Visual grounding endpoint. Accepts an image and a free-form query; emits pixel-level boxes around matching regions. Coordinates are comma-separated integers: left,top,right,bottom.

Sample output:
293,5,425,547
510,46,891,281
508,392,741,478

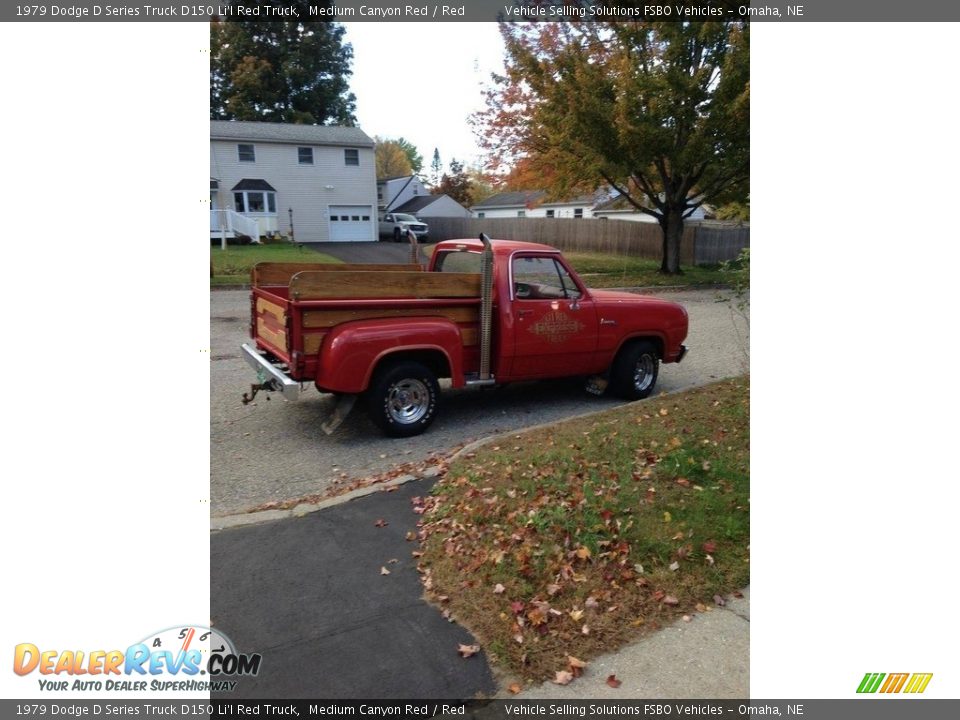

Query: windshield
393,214,419,222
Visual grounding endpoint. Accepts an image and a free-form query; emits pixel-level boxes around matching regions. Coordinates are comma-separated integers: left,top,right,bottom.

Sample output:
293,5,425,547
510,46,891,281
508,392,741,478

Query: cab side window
513,256,581,300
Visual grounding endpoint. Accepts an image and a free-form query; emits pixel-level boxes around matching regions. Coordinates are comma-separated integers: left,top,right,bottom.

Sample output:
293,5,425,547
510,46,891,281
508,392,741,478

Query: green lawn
417,377,749,682
422,245,725,288
563,252,725,288
210,243,341,285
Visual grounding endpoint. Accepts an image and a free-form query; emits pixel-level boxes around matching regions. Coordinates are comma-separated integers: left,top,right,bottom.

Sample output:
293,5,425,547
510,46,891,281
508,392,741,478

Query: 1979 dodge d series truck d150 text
240,235,688,437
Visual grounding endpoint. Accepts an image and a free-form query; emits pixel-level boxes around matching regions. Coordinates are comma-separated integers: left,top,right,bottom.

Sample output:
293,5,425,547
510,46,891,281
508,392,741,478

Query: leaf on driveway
457,643,480,658
374,519,388,528
606,674,622,689
508,683,522,694
553,670,574,686
714,594,726,607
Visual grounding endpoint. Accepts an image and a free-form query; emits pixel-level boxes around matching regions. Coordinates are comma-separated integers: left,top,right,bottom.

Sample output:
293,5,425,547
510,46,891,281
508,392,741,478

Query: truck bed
250,262,483,381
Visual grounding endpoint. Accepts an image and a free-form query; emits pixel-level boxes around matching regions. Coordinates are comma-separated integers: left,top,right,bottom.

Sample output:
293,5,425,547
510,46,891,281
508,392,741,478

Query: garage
328,205,374,242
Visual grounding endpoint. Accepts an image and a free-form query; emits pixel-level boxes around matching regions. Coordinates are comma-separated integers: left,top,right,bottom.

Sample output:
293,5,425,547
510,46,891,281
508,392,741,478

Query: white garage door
329,205,373,242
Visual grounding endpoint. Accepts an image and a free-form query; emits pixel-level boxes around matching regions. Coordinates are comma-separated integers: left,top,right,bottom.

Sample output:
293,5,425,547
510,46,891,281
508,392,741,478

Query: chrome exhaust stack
478,232,494,382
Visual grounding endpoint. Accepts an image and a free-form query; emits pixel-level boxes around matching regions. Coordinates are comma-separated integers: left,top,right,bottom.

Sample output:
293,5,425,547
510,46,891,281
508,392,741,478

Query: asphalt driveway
302,241,428,264
211,478,495,699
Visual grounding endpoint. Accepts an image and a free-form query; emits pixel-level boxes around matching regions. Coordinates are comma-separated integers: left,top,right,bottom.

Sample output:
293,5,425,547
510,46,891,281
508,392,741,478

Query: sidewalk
516,588,749,699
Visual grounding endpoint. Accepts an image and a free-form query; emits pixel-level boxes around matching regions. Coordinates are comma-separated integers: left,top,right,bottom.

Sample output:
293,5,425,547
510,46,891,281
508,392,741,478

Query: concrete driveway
211,287,747,517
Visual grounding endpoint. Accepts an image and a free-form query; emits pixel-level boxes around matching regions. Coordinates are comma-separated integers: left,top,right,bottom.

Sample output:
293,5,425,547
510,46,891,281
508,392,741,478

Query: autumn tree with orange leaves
476,21,749,274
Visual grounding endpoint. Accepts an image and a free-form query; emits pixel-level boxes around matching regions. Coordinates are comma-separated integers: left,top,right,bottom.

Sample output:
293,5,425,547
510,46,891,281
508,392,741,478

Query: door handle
517,309,533,319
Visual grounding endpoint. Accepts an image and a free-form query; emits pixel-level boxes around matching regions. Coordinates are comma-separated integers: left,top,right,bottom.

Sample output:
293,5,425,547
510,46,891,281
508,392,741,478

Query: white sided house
210,121,378,243
591,195,708,223
470,191,598,219
377,175,471,218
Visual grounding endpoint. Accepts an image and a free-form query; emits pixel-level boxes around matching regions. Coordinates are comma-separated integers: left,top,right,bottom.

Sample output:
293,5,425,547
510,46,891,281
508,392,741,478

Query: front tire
365,360,440,437
609,341,660,400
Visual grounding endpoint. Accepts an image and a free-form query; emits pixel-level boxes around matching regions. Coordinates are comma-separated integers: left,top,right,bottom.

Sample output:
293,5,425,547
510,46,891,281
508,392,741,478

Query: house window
546,209,555,218
298,147,313,164
477,212,485,219
517,210,526,218
344,148,359,166
238,144,255,162
574,208,584,219
234,190,276,214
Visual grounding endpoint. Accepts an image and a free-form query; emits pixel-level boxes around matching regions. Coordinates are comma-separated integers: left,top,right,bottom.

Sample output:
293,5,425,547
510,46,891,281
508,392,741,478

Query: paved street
211,286,748,517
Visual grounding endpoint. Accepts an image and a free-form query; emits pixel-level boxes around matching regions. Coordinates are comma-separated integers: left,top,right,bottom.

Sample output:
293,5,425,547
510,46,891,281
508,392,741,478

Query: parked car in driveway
379,213,429,242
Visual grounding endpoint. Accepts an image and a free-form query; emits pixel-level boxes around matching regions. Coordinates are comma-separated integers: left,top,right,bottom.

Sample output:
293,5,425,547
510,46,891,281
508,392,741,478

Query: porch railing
211,209,261,244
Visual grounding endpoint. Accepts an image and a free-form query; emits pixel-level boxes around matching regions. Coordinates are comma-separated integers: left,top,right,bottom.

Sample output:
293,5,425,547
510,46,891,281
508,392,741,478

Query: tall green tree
430,148,442,188
210,3,356,124
477,20,749,273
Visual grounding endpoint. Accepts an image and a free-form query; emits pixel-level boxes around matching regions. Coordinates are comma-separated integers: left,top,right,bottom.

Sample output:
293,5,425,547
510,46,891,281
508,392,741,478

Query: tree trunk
658,208,684,275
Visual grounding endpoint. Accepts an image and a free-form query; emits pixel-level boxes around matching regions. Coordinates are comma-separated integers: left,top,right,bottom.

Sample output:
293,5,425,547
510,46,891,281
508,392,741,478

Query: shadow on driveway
211,479,496,699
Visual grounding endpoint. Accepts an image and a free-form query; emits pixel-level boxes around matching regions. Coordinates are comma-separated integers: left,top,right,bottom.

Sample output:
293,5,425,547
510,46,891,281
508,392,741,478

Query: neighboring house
377,175,428,213
470,191,598,219
391,194,471,218
591,195,709,223
210,120,378,243
378,174,470,218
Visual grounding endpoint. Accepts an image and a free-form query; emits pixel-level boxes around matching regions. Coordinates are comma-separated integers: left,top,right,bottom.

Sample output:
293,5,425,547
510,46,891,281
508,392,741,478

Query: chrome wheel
387,379,430,424
633,353,656,393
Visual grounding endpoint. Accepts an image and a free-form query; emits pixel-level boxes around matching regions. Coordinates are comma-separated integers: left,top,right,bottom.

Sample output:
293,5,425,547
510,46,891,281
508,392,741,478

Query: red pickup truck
241,236,688,437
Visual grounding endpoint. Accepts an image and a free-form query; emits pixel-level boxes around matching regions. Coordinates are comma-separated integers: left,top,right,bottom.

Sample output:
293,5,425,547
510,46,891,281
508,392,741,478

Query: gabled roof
592,195,649,213
392,195,443,214
540,194,598,207
471,190,546,209
210,120,374,148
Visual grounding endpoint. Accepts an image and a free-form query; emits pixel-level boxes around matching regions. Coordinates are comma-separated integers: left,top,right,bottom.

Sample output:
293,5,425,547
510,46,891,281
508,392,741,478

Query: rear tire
609,341,660,400
365,360,440,437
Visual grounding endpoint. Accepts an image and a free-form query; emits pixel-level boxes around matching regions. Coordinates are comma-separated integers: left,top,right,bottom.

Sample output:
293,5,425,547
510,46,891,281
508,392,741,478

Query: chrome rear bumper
240,344,301,401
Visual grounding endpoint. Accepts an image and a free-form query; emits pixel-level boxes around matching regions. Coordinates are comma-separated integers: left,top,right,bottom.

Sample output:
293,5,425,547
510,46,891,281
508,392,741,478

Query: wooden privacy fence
421,217,748,265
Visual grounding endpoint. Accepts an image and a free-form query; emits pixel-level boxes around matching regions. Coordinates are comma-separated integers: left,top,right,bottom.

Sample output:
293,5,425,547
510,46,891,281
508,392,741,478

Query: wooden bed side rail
252,262,422,287
289,271,482,300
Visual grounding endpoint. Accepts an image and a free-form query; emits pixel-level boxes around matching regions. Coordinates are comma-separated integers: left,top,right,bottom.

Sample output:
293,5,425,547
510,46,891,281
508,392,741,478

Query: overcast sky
343,23,507,173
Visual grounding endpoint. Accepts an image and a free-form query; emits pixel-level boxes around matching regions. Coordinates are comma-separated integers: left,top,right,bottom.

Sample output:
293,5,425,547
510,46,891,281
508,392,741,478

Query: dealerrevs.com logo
13,626,261,693
857,672,933,694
